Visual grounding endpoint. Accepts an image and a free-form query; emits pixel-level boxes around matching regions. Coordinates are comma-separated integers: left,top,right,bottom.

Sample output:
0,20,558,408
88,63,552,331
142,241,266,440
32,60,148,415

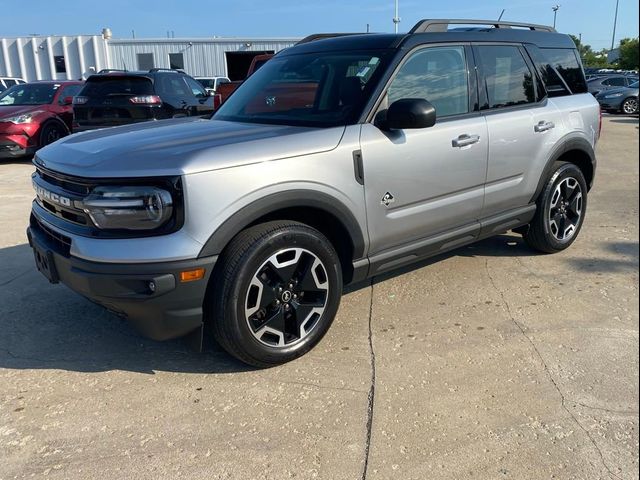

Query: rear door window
388,45,470,117
184,76,208,98
603,77,626,87
155,75,190,97
476,45,537,109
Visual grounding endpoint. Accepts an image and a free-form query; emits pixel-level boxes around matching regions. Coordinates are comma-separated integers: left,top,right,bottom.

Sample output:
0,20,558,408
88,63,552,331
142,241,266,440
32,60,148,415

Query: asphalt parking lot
0,115,638,480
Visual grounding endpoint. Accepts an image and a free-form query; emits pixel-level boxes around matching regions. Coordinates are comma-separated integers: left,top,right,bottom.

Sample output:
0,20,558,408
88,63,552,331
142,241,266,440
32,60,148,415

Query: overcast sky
4,0,639,50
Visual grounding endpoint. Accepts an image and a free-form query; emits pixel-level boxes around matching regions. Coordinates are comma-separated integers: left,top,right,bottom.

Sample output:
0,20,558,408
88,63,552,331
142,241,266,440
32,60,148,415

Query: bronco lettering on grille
33,182,72,208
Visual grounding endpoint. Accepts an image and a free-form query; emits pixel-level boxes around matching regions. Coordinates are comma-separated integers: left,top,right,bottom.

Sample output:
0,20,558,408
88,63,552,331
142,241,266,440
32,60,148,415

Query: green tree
569,34,610,68
618,37,639,70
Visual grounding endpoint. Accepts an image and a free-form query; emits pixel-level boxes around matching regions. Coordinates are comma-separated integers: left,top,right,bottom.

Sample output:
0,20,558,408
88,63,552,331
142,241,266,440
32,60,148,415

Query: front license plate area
32,243,59,284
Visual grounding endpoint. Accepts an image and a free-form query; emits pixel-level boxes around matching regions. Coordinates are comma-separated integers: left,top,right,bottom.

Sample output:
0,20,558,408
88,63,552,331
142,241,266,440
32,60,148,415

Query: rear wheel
39,122,65,148
524,162,588,253
621,97,638,114
209,221,342,367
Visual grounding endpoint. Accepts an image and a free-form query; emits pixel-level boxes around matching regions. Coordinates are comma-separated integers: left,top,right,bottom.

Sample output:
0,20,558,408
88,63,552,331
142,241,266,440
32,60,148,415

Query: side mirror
378,98,436,130
62,96,74,106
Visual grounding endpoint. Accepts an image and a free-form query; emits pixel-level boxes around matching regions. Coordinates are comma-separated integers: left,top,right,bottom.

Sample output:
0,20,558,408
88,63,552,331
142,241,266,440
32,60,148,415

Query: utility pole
611,0,619,51
552,5,560,29
366,23,370,33
393,0,401,34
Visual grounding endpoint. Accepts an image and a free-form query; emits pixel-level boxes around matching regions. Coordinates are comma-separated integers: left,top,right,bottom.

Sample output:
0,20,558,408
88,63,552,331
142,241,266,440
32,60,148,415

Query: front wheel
209,221,343,367
524,162,588,253
39,122,65,148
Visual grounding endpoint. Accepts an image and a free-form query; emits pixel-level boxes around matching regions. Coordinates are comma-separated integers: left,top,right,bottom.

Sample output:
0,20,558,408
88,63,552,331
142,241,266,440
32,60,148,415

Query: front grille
33,167,93,227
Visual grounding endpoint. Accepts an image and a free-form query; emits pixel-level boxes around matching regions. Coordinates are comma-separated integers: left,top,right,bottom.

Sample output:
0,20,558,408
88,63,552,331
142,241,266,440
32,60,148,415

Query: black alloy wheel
523,161,588,253
209,221,342,367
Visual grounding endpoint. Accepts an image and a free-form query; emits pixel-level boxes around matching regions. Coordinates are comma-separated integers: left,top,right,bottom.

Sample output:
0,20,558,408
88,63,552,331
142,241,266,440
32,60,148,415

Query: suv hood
0,105,46,120
36,118,345,178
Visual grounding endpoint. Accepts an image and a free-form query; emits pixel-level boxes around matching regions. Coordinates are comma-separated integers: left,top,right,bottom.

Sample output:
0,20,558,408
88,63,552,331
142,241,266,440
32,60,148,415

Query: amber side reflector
180,268,205,282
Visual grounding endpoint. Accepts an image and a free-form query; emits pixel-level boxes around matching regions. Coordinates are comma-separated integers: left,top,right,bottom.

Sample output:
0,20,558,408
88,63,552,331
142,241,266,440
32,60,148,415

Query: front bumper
0,136,35,158
596,96,624,111
27,219,217,342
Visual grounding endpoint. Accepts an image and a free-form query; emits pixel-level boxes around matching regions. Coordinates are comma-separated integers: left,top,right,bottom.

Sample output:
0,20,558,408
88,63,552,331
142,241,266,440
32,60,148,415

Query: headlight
81,186,173,230
0,111,43,124
604,92,624,98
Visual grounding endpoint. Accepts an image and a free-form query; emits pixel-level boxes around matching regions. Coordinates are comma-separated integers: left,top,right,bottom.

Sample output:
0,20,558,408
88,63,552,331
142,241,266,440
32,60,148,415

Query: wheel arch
531,135,596,203
198,190,367,284
38,115,71,140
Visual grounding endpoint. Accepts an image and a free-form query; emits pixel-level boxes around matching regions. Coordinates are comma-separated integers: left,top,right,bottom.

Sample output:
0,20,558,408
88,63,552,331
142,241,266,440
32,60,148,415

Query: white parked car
0,77,26,92
195,76,230,94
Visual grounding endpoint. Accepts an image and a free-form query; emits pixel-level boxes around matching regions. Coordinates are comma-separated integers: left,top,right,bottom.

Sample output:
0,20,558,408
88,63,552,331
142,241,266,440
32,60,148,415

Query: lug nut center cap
281,290,292,303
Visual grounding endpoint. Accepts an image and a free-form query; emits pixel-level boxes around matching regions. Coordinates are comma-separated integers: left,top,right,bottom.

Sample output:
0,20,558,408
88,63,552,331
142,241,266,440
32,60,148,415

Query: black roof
283,19,576,56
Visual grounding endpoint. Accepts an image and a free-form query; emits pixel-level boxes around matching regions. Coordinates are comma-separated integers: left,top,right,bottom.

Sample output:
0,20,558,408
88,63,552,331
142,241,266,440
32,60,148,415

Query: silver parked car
28,19,599,367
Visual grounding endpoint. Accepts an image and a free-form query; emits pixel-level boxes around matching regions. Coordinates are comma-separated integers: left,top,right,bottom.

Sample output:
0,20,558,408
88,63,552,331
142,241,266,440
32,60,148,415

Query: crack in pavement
361,279,376,480
484,258,624,480
0,268,32,287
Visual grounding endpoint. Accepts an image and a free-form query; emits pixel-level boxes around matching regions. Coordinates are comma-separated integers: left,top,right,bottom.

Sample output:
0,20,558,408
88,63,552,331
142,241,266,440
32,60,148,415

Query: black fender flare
198,189,366,259
530,135,596,203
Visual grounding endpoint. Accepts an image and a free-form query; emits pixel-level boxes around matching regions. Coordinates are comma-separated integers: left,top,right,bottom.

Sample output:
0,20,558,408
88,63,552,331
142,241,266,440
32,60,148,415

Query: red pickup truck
216,54,273,106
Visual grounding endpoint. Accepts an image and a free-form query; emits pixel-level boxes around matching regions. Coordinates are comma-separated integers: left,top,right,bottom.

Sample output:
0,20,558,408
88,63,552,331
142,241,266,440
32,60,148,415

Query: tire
209,221,343,367
524,162,588,253
39,122,66,148
621,97,638,114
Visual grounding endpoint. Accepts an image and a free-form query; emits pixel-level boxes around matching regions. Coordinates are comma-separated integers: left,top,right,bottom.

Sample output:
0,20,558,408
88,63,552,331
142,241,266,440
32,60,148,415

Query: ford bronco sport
28,20,599,367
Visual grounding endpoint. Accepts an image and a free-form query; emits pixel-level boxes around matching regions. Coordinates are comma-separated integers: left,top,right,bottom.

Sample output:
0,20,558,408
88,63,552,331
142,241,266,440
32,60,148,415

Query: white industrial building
0,30,299,82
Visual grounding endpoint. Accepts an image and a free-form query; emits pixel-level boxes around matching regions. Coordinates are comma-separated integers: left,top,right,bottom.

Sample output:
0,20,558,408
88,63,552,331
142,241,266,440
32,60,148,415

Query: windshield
196,78,215,89
630,81,639,88
214,50,390,127
0,83,58,106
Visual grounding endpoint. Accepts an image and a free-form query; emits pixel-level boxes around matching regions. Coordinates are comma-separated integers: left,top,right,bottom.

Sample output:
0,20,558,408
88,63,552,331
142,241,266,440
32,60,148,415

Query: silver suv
28,20,599,367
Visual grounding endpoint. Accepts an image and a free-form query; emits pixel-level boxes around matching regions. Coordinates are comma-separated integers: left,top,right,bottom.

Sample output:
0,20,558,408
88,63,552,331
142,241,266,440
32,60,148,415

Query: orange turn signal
180,268,205,283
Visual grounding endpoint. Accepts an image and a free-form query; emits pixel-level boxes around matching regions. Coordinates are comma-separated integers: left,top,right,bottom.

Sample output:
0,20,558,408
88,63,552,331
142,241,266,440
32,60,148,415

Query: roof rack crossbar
97,68,129,74
410,19,556,34
148,68,186,73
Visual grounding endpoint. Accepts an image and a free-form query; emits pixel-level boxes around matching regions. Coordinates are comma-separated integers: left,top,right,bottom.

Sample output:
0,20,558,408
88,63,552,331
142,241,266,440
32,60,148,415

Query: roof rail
410,19,556,34
148,68,186,73
296,33,365,45
97,68,128,74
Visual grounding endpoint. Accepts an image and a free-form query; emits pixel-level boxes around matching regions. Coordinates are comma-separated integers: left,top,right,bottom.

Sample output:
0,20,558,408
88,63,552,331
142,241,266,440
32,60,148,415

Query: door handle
452,134,480,148
534,120,555,133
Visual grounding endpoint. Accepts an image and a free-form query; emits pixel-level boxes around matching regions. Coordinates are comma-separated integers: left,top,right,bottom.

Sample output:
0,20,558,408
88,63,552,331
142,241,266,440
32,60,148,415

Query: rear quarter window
527,46,588,96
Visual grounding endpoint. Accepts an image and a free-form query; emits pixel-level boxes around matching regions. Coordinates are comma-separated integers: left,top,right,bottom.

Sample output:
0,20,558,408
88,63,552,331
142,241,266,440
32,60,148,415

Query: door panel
360,44,487,256
474,44,564,217
361,117,488,256
482,102,563,217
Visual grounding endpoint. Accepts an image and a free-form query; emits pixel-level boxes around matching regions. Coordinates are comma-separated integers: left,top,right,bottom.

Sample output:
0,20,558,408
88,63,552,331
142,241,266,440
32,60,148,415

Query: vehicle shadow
0,243,252,375
608,117,639,125
1,235,634,374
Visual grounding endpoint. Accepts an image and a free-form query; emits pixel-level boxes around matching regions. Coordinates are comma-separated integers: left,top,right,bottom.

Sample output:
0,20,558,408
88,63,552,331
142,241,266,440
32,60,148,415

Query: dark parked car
0,81,83,158
72,69,217,131
595,81,639,114
587,75,638,96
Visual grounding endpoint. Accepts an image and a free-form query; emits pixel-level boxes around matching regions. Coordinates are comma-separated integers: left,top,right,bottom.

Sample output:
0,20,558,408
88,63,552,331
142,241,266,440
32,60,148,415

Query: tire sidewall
539,163,588,250
224,226,342,364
